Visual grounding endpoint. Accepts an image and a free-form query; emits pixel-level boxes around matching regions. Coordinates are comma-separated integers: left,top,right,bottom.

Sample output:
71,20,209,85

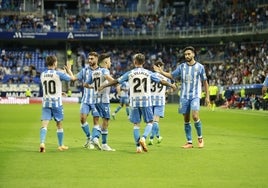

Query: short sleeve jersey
40,69,71,107
91,67,111,104
76,67,95,104
151,73,169,106
172,62,207,99
118,67,161,107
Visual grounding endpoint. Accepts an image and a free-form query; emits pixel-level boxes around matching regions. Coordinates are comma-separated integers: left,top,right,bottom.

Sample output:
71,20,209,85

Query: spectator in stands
29,65,37,78
1,49,7,61
223,85,235,108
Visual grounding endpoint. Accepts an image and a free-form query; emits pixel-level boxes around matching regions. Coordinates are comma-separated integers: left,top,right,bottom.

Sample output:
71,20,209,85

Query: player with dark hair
39,55,76,152
154,46,210,149
149,59,173,145
85,52,115,151
74,52,100,149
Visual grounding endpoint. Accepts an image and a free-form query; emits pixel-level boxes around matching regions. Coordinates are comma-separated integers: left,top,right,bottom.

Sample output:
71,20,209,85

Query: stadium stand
0,0,268,109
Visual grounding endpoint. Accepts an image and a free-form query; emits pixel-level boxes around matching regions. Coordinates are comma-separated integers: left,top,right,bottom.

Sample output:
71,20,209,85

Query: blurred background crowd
0,0,268,109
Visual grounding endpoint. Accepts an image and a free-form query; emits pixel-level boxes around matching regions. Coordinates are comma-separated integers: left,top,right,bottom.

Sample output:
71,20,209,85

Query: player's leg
191,98,204,148
100,103,114,151
126,106,130,117
101,121,115,151
139,107,154,152
141,107,153,139
125,98,130,118
114,104,122,114
80,103,91,147
153,106,164,144
54,106,68,151
91,105,100,139
149,106,156,144
91,104,102,149
112,98,124,119
40,121,49,152
39,107,51,152
125,97,130,119
180,98,193,148
129,108,142,152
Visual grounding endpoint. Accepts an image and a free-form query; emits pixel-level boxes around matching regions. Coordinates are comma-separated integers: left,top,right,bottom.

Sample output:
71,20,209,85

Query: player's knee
192,116,199,122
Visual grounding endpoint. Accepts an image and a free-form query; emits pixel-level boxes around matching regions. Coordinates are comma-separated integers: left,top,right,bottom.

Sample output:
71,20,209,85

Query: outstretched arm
83,83,94,89
64,65,76,81
160,80,177,91
153,65,173,80
98,79,119,91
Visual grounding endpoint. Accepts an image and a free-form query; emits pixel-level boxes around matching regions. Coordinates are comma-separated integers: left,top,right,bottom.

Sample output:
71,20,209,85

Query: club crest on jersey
92,72,101,76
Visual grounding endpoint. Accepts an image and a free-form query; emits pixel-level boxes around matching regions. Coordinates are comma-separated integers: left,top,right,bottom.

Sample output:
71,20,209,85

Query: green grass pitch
0,103,268,188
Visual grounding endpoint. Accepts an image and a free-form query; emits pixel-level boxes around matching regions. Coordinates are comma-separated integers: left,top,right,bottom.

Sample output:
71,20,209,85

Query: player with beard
74,52,100,149
85,53,115,151
153,46,210,149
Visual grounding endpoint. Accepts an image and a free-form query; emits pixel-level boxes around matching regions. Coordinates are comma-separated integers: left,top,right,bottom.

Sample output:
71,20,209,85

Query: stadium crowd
0,0,268,110
1,40,267,85
0,0,267,35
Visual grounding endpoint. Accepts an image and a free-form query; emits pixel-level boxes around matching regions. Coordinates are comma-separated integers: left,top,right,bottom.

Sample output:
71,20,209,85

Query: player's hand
153,65,161,73
64,64,70,70
63,65,71,73
83,83,90,88
66,61,72,70
171,83,177,91
98,85,104,91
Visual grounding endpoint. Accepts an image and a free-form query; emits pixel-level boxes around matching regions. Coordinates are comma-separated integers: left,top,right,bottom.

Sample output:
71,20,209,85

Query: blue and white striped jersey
151,72,169,106
172,61,207,99
119,81,130,98
40,69,71,107
76,67,95,104
91,67,111,104
118,67,161,107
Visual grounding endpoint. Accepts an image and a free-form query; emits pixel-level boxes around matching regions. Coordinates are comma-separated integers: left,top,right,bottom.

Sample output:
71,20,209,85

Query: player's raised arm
64,65,76,81
153,64,173,80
